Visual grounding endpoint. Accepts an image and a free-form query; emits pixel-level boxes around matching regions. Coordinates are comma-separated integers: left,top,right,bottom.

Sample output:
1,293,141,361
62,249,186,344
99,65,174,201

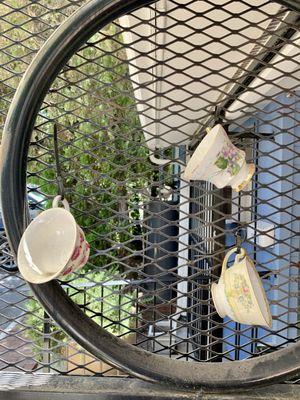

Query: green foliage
0,1,83,133
27,24,153,274
66,270,136,335
25,270,137,360
1,11,154,352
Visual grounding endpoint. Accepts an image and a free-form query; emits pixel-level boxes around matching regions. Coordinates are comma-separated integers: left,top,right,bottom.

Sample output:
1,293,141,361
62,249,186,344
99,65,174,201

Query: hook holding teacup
53,124,65,201
214,105,225,125
205,106,224,134
234,225,247,256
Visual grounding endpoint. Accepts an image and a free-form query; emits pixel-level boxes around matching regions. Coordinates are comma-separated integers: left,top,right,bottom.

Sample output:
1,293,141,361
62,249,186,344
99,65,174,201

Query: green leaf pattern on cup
233,273,253,313
215,143,242,176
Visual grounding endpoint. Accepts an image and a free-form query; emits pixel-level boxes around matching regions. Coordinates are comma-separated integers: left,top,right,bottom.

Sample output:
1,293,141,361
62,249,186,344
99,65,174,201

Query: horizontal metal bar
0,373,300,400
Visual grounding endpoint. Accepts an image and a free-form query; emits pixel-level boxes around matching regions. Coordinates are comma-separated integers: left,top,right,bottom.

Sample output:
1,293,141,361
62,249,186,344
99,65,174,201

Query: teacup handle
221,246,246,278
52,195,70,211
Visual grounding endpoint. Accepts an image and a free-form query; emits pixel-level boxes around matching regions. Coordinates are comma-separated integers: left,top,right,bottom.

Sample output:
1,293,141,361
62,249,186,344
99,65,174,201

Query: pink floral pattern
215,143,242,176
71,246,81,261
62,230,90,276
233,273,253,313
62,266,73,276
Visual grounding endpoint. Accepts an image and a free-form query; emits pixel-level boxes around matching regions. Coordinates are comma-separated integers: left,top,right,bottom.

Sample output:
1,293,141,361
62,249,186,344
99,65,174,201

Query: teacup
211,247,272,328
17,195,90,284
184,124,255,191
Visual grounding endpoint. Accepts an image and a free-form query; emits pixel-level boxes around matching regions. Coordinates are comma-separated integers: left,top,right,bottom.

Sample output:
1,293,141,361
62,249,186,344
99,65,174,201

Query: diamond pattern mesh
0,0,300,378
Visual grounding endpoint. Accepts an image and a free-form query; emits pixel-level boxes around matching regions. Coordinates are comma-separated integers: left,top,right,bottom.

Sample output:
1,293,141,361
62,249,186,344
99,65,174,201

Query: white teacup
17,195,90,284
184,124,255,191
211,247,272,328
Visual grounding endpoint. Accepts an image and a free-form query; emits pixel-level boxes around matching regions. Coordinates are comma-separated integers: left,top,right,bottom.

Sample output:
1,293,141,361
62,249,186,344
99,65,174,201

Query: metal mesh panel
0,0,300,378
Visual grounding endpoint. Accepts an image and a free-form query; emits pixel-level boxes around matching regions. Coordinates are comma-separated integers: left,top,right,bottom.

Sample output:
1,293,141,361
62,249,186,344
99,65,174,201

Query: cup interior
18,208,77,283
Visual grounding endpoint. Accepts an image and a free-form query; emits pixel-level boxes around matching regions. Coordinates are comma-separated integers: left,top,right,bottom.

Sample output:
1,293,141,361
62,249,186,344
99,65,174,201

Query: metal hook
234,226,247,255
202,106,225,136
53,124,65,200
214,106,224,125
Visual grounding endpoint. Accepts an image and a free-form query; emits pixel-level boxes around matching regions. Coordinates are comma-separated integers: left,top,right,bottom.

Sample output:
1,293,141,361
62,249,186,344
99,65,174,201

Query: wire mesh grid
0,0,300,379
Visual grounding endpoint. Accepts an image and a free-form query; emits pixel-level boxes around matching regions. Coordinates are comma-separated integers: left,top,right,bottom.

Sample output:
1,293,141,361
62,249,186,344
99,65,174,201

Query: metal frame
1,0,300,389
1,373,300,399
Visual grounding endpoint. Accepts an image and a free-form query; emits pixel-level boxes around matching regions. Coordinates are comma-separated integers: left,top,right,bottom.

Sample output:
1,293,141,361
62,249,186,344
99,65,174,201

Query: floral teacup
17,195,90,284
211,247,272,328
184,124,255,191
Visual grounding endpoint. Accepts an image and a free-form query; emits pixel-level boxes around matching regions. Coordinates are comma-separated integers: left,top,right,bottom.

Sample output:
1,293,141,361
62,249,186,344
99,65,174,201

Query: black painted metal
1,0,300,389
144,201,178,302
278,0,300,11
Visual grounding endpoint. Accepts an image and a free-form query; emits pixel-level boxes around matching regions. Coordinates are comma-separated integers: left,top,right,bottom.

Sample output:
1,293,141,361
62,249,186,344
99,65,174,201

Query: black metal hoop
1,0,300,389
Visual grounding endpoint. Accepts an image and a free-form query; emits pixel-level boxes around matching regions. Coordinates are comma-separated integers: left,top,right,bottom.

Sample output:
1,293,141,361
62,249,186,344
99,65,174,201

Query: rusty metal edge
0,373,299,399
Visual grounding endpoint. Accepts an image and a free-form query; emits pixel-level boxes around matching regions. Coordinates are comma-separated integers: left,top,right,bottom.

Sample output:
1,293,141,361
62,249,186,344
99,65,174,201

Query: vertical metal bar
43,311,51,373
210,186,230,361
118,284,121,334
101,286,104,328
252,124,259,356
176,145,190,359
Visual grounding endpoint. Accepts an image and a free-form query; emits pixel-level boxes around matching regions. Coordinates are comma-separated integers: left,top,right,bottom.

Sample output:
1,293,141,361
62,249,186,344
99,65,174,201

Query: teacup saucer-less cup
211,247,272,328
17,196,90,284
183,124,255,191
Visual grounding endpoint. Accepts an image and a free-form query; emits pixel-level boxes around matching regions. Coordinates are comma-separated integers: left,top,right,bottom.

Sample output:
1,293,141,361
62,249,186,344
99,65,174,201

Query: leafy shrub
20,22,153,354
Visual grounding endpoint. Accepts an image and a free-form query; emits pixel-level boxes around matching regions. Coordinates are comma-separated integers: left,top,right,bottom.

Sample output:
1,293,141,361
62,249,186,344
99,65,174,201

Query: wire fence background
0,0,299,381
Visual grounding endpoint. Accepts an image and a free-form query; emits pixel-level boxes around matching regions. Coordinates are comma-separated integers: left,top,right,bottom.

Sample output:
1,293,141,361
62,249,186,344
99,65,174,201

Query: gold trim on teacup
235,163,255,192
